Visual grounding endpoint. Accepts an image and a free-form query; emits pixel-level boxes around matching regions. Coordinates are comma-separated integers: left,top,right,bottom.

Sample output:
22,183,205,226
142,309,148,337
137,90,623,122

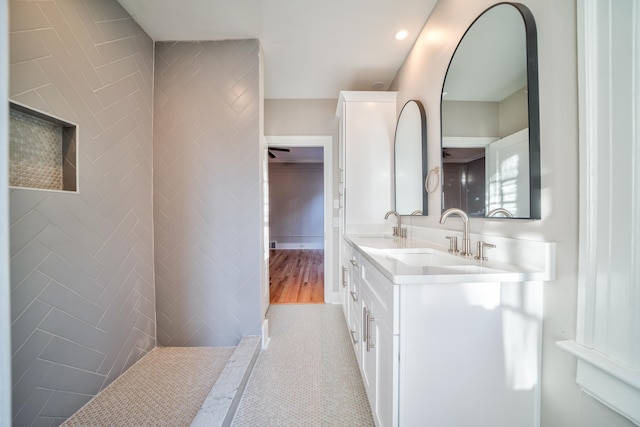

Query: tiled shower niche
9,102,77,192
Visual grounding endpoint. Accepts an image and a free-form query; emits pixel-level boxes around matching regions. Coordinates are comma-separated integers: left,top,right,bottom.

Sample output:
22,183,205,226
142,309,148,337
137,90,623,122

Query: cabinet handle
350,291,358,302
349,329,358,345
341,266,348,288
363,307,368,344
349,259,358,266
366,310,376,352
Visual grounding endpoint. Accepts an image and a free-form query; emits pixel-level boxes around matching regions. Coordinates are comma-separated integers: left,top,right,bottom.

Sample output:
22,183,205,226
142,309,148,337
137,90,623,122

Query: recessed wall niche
9,102,77,192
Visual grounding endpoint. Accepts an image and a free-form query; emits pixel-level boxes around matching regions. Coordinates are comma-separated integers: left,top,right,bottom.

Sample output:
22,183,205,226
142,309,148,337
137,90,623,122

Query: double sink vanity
340,229,555,427
335,3,553,425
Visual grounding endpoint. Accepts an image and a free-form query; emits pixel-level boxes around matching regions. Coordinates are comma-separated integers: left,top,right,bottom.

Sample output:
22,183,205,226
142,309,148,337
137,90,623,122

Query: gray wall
499,87,528,136
8,0,155,425
442,100,499,137
391,0,635,426
269,163,324,247
442,88,527,138
153,40,262,347
264,99,339,290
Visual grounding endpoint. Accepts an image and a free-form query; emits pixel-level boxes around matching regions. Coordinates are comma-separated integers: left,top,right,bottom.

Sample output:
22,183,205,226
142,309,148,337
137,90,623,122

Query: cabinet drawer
360,256,398,334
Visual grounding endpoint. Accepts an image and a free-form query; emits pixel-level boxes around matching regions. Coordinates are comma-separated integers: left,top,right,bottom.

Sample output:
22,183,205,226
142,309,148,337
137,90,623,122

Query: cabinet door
343,101,396,229
362,292,397,427
375,317,397,427
340,262,349,320
361,299,377,412
340,239,353,322
348,252,362,363
348,300,362,365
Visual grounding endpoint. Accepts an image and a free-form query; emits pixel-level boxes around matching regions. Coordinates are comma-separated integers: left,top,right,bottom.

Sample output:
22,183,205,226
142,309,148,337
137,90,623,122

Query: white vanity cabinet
345,237,549,427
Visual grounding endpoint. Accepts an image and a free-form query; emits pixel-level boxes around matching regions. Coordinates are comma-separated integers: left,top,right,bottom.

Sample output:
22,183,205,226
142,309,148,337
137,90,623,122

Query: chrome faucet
487,208,513,218
384,210,406,238
439,208,471,257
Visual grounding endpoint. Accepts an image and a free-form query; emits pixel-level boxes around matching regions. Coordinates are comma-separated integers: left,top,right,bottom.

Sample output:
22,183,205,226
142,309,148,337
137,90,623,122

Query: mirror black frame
440,2,540,219
394,99,428,216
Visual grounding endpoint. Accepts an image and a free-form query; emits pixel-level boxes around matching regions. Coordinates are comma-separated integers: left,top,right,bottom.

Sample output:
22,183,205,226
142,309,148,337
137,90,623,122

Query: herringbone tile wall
8,1,155,425
154,40,262,347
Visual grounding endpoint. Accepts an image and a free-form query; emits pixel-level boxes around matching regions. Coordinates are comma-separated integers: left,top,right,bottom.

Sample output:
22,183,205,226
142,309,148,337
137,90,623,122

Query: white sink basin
388,251,468,267
385,249,470,267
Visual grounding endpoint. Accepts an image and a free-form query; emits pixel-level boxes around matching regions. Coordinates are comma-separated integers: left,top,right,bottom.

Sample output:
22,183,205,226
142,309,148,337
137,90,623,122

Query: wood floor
269,249,324,304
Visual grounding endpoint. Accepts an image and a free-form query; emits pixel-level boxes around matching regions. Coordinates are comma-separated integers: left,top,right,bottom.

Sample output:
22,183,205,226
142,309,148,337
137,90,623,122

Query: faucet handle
475,241,496,261
445,236,459,254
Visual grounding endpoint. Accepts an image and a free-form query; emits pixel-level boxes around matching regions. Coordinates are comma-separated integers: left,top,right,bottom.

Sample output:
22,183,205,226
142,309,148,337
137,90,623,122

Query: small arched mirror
441,3,540,219
394,100,427,215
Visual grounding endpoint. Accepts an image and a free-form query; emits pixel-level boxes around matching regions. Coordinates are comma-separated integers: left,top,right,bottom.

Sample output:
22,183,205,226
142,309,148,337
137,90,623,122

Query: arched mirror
394,100,427,215
441,3,540,219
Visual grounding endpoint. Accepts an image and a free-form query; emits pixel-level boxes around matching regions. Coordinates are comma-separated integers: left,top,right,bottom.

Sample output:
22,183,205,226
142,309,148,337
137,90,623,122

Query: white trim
261,319,270,350
441,136,498,148
558,1,640,424
265,136,336,304
557,341,640,424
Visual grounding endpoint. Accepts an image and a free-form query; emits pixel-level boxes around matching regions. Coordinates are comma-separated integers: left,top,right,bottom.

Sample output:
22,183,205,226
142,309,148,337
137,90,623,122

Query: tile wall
153,40,262,347
8,0,155,424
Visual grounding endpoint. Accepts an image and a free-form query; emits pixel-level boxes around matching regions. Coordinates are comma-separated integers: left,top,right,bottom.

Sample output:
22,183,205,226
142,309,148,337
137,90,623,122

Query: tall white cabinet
335,91,397,427
336,91,397,233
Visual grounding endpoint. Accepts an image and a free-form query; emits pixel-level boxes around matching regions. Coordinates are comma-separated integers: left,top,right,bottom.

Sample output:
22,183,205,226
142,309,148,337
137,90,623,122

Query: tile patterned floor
62,347,233,427
232,304,374,426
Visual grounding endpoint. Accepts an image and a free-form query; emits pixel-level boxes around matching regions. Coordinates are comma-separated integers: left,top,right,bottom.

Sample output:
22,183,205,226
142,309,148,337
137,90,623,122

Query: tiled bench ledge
62,336,261,427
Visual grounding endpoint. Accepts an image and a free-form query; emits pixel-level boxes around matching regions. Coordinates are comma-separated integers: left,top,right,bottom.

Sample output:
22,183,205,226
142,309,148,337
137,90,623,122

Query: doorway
264,136,333,306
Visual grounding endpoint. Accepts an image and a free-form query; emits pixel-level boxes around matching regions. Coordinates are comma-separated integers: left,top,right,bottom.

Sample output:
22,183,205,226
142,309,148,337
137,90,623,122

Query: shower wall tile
154,40,262,347
8,0,155,425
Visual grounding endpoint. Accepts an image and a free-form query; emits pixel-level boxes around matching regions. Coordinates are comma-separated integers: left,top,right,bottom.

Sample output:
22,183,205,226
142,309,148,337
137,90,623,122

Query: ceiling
116,0,439,99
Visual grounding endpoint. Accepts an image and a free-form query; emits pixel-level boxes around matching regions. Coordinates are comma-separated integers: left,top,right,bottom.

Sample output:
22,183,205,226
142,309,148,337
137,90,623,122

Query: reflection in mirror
394,100,427,215
441,3,540,219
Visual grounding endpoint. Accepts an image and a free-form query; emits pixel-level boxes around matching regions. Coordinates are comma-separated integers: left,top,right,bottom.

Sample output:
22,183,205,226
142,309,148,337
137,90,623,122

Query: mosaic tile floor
232,304,374,426
62,346,233,427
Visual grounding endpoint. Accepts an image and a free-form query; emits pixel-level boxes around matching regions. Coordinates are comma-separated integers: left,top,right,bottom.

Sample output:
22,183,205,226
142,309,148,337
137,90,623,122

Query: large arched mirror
441,3,540,219
395,100,427,215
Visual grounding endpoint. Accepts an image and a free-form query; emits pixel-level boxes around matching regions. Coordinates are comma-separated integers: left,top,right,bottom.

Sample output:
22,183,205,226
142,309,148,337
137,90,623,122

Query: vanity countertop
346,234,550,285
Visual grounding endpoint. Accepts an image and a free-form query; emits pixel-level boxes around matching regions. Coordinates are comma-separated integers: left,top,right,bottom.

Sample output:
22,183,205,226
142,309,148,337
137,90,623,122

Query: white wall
269,163,324,248
390,0,634,426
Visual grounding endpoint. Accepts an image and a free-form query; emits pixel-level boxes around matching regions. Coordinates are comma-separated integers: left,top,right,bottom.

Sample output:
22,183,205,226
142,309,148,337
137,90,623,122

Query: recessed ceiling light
371,81,385,90
395,30,408,41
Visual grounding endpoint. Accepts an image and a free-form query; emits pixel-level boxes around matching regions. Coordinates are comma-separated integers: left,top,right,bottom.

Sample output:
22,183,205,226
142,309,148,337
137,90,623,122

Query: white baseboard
325,292,341,305
272,243,324,250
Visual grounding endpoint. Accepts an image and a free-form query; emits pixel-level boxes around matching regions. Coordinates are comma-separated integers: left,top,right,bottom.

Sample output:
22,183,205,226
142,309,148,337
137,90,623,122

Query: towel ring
425,166,440,194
